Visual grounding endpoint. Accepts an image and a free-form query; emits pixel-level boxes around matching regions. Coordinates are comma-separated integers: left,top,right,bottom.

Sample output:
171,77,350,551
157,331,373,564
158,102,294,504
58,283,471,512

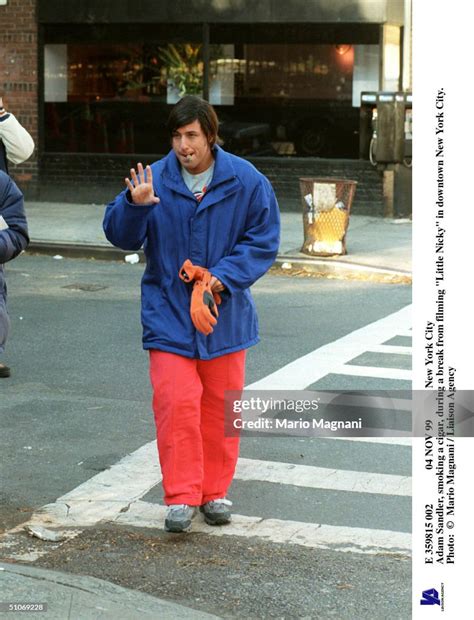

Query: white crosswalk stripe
245,304,411,390
367,344,412,355
330,364,412,381
114,501,412,555
236,458,411,496
0,305,412,559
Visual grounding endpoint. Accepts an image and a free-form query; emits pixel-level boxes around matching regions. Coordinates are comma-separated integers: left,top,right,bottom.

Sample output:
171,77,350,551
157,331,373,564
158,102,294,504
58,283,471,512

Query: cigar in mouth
185,154,193,162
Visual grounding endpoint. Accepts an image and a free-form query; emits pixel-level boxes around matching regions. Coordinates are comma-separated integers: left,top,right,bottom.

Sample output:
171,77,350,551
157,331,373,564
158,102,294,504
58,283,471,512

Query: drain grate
61,283,108,292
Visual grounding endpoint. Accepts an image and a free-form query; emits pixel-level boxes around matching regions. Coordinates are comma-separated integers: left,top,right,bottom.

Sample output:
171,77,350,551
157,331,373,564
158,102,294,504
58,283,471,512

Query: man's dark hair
166,96,219,147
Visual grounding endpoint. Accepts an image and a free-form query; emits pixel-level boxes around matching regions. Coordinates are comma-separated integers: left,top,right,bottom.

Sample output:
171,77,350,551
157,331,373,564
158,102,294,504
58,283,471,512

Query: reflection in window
159,44,203,103
209,44,354,102
43,42,367,157
66,44,167,101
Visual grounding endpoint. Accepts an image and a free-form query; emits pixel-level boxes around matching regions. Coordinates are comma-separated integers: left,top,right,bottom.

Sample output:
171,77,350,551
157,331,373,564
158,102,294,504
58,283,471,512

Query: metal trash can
299,178,357,256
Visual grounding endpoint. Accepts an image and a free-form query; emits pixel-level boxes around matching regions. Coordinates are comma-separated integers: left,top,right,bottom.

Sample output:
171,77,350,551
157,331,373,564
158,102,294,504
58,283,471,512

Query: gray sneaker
200,498,232,525
164,504,197,533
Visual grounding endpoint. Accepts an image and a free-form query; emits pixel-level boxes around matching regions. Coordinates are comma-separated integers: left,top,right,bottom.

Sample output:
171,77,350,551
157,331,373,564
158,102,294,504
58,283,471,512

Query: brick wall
0,0,38,196
39,153,385,215
247,156,384,215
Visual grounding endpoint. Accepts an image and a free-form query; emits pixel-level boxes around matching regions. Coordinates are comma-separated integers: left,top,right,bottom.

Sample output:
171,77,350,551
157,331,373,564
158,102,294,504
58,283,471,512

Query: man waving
104,96,280,532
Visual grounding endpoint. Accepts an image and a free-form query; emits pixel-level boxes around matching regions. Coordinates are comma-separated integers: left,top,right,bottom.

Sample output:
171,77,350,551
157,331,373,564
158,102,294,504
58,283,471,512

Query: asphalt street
1,254,412,619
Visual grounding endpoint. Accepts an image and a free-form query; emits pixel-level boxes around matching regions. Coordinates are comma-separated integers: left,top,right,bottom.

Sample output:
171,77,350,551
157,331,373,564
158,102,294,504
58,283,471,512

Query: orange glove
179,260,222,335
179,259,208,284
190,271,219,335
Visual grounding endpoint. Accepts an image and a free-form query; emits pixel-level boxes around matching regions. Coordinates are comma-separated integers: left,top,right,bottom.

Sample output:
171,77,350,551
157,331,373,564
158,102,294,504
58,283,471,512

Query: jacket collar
160,144,237,198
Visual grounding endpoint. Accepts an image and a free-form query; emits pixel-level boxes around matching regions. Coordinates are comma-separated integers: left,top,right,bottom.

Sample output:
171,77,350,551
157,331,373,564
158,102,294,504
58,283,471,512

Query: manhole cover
61,283,108,292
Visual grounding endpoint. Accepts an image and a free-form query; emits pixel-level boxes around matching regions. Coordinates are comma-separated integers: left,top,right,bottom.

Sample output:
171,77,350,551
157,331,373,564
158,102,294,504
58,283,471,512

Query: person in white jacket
0,96,34,377
0,96,35,174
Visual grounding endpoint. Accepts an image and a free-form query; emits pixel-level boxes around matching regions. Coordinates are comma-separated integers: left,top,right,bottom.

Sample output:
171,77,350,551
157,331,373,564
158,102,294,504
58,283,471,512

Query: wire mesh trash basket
299,178,357,256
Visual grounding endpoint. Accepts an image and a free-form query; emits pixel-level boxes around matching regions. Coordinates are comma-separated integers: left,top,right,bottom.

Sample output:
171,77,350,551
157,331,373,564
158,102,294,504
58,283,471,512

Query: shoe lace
208,498,232,507
167,504,191,512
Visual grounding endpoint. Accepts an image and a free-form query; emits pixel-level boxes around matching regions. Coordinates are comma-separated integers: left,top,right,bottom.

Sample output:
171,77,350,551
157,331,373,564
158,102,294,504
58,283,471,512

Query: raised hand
125,162,160,206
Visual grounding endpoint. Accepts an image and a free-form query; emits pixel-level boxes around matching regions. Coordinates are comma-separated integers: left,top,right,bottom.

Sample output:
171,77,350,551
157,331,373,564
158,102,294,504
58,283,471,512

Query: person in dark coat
0,97,33,378
104,96,280,532
0,171,29,377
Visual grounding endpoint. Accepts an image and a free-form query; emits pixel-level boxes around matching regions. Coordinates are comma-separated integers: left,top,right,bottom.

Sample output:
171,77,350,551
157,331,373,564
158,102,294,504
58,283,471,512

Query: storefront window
235,44,353,101
44,40,377,157
210,44,360,156
45,43,179,153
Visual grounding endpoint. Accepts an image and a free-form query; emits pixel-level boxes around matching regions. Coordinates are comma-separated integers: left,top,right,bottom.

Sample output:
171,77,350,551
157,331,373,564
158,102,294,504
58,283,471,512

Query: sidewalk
24,202,412,279
0,562,219,619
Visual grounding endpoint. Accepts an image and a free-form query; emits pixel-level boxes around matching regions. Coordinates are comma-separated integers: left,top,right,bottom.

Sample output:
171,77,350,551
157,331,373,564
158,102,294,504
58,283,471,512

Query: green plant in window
158,44,203,97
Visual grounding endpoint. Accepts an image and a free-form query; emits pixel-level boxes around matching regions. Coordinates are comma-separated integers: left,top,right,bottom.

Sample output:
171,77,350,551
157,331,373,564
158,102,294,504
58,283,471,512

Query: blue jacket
103,145,280,359
0,170,29,304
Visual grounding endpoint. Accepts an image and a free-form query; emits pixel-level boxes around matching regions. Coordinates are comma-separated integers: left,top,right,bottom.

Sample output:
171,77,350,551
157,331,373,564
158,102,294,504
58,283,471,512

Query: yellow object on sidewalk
299,177,357,256
310,207,347,243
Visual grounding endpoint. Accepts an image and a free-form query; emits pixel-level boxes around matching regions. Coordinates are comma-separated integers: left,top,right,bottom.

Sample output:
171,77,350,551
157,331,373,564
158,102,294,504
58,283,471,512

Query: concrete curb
0,562,220,619
26,241,412,282
26,241,140,262
274,255,412,280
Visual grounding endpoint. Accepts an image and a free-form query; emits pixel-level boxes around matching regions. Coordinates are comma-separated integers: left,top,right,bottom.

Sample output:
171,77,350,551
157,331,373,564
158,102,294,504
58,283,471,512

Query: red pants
149,349,246,506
